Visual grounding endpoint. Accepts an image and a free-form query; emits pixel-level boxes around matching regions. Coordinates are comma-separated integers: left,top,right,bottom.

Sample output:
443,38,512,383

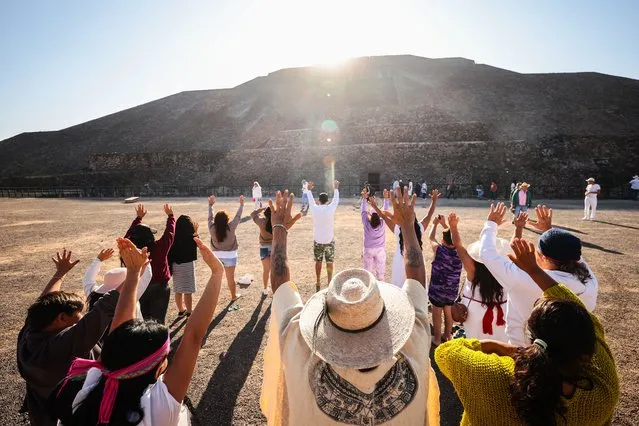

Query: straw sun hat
299,269,414,369
467,238,513,262
586,177,596,182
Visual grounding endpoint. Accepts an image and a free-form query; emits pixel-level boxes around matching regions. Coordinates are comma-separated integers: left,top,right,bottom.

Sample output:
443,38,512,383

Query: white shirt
421,183,427,193
478,221,599,346
62,368,189,426
260,280,440,426
408,182,413,195
83,259,151,319
393,180,400,190
585,183,601,198
461,279,508,342
252,186,263,199
631,178,639,190
304,189,339,244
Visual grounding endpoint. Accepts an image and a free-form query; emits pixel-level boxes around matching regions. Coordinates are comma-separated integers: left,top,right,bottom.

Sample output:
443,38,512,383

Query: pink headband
58,337,170,424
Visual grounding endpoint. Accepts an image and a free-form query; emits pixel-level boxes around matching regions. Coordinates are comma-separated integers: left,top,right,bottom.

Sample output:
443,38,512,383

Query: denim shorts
260,244,272,260
219,256,238,267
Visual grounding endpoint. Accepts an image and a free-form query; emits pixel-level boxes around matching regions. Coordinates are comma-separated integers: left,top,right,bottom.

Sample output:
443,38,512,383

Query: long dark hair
510,298,595,426
555,261,592,285
471,261,504,306
55,320,169,425
129,225,156,252
168,215,197,265
399,219,423,255
214,211,230,242
264,207,272,234
369,212,381,228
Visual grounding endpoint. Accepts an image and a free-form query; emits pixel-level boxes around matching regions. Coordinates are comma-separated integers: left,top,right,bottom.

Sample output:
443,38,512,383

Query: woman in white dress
449,213,508,342
373,188,440,287
252,181,263,210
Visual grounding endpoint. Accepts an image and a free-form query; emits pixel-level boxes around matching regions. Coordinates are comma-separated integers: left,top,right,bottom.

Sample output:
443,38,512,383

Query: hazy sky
1,0,638,140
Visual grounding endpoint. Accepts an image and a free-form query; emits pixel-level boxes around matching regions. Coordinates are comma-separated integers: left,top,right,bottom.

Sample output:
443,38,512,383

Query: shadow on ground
192,296,271,425
431,346,464,426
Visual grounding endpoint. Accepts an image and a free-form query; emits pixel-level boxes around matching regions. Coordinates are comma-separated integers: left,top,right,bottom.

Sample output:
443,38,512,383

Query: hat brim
467,238,513,262
299,282,415,369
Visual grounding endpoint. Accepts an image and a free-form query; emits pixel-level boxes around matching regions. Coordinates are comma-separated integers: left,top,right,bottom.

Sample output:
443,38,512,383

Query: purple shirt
361,198,389,249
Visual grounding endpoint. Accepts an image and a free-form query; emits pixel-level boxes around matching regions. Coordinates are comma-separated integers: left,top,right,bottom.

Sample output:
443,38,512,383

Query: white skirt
172,261,196,294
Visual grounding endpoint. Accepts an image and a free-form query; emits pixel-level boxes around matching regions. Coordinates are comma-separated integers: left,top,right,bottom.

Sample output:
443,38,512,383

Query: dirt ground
1,197,637,425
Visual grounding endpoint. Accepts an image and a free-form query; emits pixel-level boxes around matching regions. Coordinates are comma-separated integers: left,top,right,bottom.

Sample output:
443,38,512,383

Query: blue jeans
514,205,528,218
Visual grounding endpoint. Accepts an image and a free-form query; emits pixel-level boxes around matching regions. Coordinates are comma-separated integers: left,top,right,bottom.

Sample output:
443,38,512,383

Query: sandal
227,304,240,312
177,310,187,317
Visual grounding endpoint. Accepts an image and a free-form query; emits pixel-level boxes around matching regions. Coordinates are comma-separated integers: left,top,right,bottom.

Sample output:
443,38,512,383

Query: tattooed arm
269,191,295,294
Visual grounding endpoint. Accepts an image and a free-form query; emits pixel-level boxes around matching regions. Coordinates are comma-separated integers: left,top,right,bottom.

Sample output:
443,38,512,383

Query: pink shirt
518,190,527,206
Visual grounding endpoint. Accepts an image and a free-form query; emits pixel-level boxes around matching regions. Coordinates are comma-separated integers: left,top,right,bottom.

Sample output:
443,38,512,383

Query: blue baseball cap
538,228,582,262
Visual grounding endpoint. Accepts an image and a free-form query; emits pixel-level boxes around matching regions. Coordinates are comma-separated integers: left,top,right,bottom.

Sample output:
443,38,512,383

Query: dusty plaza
1,196,638,425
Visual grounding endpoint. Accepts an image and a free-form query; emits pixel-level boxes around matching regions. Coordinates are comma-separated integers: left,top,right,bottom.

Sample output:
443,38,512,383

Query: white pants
584,197,597,219
254,198,262,210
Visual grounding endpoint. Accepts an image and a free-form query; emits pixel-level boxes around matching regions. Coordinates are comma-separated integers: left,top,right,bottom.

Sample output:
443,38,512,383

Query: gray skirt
172,261,196,294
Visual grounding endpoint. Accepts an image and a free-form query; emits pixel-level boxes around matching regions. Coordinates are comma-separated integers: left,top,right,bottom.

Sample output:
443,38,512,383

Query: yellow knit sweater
435,284,619,425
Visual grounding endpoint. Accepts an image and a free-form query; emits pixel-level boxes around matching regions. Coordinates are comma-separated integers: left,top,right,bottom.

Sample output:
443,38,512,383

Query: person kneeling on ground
435,238,619,425
17,250,120,426
260,189,440,425
53,237,224,425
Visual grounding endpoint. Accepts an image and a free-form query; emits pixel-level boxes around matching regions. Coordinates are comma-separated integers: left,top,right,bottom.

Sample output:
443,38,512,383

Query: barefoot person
168,215,199,317
17,250,119,426
360,188,390,280
260,190,440,425
479,203,599,346
208,195,244,302
124,203,176,324
583,177,601,220
54,237,225,426
251,206,301,295
304,180,340,292
427,214,463,345
435,238,619,425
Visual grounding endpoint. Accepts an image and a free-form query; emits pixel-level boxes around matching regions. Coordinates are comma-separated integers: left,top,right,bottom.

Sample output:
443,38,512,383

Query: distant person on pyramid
300,180,310,214
252,181,263,210
304,180,340,292
260,190,440,425
446,179,457,199
124,203,176,324
630,175,639,200
421,181,428,199
208,195,244,304
510,182,532,218
360,187,390,280
408,179,414,196
583,177,601,220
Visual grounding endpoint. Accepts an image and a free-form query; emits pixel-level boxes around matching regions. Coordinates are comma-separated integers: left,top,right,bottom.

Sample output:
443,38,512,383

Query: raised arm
124,204,146,238
40,249,80,297
163,237,224,402
230,196,245,228
82,249,114,296
360,190,369,224
251,208,265,225
304,182,318,211
420,189,440,229
109,238,149,333
270,191,299,294
448,212,476,281
208,195,216,232
369,194,394,231
389,188,426,286
512,211,529,242
329,180,340,209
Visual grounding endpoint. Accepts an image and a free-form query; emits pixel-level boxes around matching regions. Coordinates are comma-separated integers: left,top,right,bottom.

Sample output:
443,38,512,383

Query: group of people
16,180,621,425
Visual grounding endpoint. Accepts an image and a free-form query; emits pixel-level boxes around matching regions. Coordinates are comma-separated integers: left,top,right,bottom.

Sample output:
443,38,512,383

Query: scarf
57,337,170,424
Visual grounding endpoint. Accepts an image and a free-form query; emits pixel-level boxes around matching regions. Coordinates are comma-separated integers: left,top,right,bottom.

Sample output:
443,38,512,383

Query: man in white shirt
583,177,601,220
304,180,340,292
408,179,414,196
479,203,598,346
260,189,439,426
421,181,428,199
629,175,639,201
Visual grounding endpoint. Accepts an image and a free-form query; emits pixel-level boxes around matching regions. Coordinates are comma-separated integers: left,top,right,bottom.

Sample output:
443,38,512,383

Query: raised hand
208,195,216,206
135,204,147,219
333,180,340,189
52,249,80,276
361,188,369,198
487,202,508,226
268,190,298,229
239,195,245,205
513,211,529,228
368,195,378,208
164,204,174,216
383,188,389,199
117,238,149,271
388,187,417,228
448,212,459,228
194,237,223,273
430,189,441,201
507,238,540,275
307,181,315,191
97,248,115,262
528,205,553,232
193,221,199,235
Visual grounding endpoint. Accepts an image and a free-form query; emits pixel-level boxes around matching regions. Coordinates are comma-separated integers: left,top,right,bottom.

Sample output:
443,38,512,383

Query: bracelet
273,224,288,232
